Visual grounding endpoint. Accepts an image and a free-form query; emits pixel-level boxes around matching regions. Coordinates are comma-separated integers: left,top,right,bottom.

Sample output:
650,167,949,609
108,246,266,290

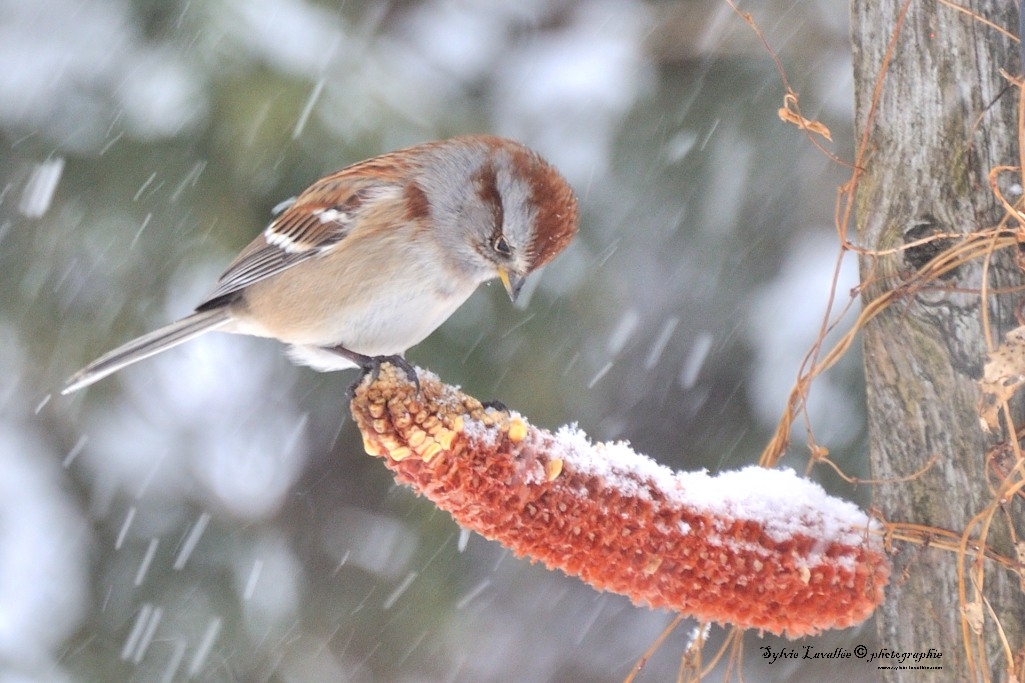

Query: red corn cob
350,364,889,638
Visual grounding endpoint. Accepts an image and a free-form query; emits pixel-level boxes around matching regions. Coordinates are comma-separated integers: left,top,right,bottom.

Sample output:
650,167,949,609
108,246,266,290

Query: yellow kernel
369,402,386,419
508,418,527,443
450,415,464,433
545,458,563,481
362,435,382,457
643,557,663,575
390,446,413,461
437,429,457,450
421,442,443,462
372,418,389,435
407,429,427,448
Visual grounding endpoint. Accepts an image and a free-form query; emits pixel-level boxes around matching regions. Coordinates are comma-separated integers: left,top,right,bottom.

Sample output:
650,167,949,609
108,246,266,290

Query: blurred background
1,0,874,680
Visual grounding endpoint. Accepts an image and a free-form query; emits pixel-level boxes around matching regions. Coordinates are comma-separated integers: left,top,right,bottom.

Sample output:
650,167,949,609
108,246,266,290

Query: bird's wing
196,161,407,310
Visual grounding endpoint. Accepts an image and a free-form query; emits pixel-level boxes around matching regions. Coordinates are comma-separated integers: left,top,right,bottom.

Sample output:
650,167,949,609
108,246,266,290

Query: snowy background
1,0,876,681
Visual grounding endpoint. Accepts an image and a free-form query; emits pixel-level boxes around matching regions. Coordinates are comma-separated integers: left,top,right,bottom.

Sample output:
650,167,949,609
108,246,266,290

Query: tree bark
852,1,1025,681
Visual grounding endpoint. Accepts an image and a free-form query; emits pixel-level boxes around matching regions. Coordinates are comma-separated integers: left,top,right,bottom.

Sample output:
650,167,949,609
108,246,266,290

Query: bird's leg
324,345,420,395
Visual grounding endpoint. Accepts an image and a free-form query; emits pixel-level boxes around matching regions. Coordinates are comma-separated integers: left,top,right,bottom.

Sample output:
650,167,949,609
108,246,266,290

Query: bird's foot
481,399,509,413
325,345,419,398
362,354,420,390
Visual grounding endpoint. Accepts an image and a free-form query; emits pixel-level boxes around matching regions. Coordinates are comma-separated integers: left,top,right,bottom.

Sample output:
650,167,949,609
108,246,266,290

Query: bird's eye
493,235,512,257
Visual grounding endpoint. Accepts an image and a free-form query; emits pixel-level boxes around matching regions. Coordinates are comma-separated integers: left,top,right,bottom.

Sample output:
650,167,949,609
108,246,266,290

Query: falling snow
5,0,866,679
18,157,65,218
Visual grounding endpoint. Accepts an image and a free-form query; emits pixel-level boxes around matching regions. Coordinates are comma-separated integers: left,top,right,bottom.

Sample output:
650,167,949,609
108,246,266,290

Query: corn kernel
362,435,382,456
437,429,457,450
545,458,563,481
421,442,443,462
390,446,413,461
407,429,427,449
508,418,527,443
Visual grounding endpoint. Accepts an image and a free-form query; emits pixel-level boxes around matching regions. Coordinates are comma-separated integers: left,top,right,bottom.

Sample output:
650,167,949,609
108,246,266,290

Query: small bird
62,135,579,394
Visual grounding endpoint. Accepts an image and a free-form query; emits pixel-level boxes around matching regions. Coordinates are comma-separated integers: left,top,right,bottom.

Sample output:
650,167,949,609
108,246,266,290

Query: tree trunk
852,1,1025,681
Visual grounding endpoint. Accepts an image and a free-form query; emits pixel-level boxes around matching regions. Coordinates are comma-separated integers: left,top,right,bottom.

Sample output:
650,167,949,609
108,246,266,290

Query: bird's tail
62,308,232,394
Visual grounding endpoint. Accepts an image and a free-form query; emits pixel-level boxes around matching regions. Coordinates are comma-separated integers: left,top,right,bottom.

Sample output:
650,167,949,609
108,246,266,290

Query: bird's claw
324,344,419,400
345,354,420,400
365,354,420,390
481,399,509,413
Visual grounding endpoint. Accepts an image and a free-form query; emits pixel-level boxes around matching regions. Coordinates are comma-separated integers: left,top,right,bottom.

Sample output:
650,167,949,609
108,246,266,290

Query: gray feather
62,308,231,394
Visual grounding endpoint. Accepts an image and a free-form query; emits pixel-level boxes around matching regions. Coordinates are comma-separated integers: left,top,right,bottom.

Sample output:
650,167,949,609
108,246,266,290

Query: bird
62,135,579,395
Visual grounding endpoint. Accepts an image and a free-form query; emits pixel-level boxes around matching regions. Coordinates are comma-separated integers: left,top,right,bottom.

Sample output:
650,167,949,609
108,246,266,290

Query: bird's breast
229,243,478,356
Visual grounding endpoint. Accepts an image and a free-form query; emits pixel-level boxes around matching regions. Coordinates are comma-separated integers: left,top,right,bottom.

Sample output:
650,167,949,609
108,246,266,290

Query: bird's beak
498,267,525,302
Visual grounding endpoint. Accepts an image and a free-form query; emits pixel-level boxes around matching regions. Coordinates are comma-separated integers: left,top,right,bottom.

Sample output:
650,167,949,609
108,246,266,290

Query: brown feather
195,157,415,309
